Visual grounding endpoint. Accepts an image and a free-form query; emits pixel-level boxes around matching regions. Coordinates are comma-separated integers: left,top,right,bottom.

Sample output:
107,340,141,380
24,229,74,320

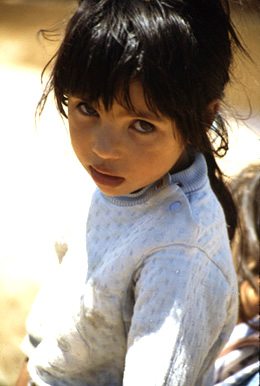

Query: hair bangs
46,0,240,137
53,0,148,116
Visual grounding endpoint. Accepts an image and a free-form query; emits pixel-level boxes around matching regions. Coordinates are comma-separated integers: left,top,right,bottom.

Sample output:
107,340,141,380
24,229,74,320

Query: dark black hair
38,0,246,240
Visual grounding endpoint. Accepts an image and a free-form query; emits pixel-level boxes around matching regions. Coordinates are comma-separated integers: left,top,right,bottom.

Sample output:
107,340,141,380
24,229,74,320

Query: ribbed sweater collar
102,153,208,206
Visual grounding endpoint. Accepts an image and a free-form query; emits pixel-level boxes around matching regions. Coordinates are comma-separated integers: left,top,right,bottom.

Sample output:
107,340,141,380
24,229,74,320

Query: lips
89,165,125,188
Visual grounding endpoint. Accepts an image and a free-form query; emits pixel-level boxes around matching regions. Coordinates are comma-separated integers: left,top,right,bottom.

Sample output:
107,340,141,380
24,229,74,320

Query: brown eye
132,120,155,134
78,102,99,117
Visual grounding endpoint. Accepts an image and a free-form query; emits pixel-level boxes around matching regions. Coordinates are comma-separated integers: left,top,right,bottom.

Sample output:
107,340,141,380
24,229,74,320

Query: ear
206,99,220,128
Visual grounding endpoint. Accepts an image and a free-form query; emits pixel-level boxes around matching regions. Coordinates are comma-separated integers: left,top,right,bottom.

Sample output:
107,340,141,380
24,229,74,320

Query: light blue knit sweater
26,153,238,385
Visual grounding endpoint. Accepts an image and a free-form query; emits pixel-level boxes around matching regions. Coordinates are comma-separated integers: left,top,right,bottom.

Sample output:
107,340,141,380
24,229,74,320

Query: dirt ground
0,1,259,385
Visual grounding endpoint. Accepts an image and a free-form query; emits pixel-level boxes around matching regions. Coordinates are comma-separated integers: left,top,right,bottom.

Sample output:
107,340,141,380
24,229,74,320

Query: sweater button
169,201,181,211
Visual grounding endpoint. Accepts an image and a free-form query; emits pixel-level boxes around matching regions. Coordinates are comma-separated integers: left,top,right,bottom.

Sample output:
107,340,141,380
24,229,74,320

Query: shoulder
133,176,236,295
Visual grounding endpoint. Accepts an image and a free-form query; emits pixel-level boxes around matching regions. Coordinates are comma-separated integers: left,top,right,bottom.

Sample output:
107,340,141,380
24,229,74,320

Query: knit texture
26,153,238,385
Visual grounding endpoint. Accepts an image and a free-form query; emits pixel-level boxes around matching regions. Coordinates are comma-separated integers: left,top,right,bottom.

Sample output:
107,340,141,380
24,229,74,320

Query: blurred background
0,0,259,385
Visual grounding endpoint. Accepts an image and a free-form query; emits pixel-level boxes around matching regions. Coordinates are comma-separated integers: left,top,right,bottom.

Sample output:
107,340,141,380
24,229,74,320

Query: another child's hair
231,163,260,325
38,0,246,240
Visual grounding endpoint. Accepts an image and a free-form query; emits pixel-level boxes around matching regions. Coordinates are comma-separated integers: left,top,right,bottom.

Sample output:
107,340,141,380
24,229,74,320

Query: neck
170,148,193,175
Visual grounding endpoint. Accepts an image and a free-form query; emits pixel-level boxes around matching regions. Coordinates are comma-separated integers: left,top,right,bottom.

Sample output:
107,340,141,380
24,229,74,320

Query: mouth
89,165,125,188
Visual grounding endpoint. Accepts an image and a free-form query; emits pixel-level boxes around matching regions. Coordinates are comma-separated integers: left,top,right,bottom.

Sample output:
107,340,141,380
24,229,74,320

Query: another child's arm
16,358,29,386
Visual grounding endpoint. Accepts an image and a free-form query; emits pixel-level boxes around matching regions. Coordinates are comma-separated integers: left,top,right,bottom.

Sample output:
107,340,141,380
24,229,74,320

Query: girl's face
68,82,188,196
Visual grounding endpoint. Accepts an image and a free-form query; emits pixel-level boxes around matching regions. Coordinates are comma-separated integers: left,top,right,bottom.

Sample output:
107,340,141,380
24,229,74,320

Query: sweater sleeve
123,244,233,386
25,244,89,385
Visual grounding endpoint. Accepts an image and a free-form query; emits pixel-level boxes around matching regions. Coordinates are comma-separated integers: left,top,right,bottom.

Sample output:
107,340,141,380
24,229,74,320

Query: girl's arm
123,246,235,385
16,358,29,386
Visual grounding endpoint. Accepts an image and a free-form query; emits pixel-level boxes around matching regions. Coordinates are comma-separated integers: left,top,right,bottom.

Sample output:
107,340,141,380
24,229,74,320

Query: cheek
69,117,88,142
136,139,177,163
154,142,182,163
69,124,90,158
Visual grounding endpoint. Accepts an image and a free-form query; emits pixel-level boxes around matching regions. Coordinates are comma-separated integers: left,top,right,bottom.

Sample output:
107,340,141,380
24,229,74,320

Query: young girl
17,0,244,384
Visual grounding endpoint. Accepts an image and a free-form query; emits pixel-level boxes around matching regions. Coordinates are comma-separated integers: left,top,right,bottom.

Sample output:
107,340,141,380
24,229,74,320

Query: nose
92,126,121,160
